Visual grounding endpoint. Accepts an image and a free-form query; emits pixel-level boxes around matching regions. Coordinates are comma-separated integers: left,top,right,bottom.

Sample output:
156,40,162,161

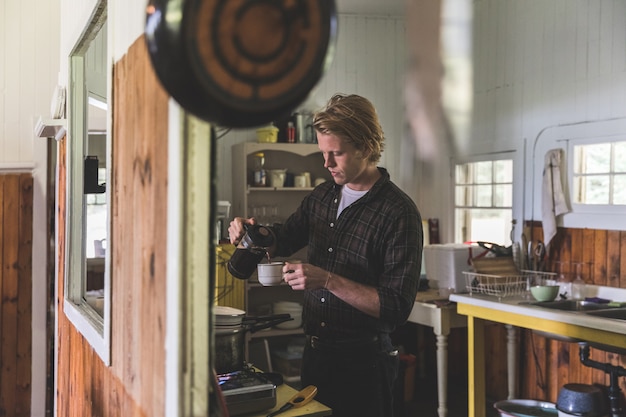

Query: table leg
467,316,485,417
435,334,448,417
505,324,518,399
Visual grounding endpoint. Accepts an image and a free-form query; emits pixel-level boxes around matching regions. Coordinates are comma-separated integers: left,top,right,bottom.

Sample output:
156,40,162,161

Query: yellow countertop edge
455,301,626,350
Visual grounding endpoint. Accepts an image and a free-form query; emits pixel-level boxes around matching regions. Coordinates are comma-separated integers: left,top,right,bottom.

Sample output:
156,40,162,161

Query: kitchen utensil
294,175,307,188
494,399,557,416
556,383,608,417
215,314,293,374
268,170,287,188
534,241,546,271
257,262,284,286
266,385,318,417
272,301,303,329
256,125,279,143
227,224,275,280
145,0,337,128
214,306,246,326
478,241,513,257
530,285,560,302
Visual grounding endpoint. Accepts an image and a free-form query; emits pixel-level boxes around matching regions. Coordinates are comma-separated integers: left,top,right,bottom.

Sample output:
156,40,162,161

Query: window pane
455,208,512,244
475,185,492,206
455,185,472,206
583,144,611,174
456,164,470,184
615,142,626,172
614,174,626,204
493,184,512,207
584,175,609,204
454,159,513,245
494,160,512,183
475,161,492,184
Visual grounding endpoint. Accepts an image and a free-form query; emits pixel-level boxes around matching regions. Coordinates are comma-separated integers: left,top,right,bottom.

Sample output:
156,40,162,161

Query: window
454,159,513,244
573,141,626,205
66,4,110,364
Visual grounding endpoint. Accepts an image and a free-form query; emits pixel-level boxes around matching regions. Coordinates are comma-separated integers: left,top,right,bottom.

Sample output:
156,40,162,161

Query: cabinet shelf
233,142,314,381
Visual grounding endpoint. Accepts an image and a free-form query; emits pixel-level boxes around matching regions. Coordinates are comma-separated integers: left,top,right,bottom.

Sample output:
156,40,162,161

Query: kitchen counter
450,285,626,417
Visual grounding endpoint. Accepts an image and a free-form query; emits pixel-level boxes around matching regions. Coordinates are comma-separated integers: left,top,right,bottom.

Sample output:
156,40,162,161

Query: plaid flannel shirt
274,167,423,340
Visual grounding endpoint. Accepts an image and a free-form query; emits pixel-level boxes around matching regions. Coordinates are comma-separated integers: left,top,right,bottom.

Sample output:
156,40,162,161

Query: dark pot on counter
215,314,292,374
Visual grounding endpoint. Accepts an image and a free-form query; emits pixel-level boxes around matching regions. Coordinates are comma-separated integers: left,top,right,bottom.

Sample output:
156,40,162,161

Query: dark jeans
301,336,399,417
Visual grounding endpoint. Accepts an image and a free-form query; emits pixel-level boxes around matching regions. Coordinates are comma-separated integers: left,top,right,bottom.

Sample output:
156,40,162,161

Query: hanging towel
542,149,570,246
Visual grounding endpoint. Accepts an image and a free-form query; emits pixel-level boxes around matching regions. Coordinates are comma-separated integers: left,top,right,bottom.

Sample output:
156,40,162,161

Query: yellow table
450,291,626,417
247,382,332,417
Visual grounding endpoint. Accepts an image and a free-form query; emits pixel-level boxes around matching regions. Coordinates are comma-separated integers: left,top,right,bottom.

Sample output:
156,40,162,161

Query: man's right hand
228,217,256,245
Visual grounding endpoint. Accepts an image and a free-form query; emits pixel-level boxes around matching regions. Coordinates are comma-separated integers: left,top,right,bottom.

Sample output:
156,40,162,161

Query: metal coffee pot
227,224,275,280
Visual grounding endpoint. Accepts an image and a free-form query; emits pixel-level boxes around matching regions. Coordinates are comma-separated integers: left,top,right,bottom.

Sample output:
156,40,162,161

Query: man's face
317,132,370,190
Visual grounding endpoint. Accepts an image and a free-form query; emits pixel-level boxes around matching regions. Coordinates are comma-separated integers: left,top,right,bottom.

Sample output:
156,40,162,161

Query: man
229,94,423,416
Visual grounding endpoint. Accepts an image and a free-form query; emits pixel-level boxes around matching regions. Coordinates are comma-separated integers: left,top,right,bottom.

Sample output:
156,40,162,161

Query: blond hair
313,94,385,163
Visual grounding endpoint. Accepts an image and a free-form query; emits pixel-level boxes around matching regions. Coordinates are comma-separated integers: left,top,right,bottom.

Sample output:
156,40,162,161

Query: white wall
0,2,62,415
215,14,413,208
470,0,626,236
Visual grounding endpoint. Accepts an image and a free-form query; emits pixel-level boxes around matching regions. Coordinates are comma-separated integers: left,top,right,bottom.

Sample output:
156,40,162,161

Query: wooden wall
415,223,626,406
517,223,626,404
55,37,169,416
0,173,33,417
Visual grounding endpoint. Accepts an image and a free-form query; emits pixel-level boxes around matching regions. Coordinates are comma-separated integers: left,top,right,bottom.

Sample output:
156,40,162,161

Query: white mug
301,172,311,187
294,175,307,188
257,262,284,286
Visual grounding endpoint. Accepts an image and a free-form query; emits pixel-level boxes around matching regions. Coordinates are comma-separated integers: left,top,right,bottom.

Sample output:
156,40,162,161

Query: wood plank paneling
56,36,167,417
0,173,33,417
516,223,626,404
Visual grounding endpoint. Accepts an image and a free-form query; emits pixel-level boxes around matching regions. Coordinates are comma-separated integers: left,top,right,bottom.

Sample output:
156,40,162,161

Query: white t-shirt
337,185,368,218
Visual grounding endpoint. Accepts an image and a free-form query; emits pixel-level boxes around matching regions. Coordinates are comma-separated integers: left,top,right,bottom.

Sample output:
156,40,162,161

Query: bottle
572,262,586,299
252,152,266,187
287,121,295,143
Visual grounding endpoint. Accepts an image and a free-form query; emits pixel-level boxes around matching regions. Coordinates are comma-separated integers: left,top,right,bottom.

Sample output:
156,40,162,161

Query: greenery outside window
573,141,626,205
454,159,513,245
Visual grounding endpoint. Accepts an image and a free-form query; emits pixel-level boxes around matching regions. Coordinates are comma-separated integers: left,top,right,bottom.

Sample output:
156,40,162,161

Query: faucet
578,342,626,417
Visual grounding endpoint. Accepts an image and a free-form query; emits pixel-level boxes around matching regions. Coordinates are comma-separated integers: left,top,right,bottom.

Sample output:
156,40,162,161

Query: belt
306,334,379,352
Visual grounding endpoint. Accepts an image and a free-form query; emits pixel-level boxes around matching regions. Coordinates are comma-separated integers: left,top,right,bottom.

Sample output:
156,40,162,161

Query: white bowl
214,306,246,326
494,399,557,416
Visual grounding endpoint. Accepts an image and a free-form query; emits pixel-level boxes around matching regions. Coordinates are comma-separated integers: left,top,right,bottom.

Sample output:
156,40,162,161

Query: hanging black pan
145,0,337,128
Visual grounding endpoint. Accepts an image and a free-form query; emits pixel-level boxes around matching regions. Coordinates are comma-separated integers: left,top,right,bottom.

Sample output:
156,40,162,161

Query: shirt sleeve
377,206,423,326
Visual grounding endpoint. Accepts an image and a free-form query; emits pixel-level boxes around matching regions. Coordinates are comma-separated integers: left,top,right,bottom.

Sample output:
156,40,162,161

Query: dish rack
463,270,557,299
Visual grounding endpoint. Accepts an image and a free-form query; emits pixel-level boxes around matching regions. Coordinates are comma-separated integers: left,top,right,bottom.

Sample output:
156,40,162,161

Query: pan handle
247,315,293,333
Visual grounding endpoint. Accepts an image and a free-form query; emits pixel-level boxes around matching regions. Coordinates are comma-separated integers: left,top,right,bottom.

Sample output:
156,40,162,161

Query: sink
585,307,626,321
528,300,614,312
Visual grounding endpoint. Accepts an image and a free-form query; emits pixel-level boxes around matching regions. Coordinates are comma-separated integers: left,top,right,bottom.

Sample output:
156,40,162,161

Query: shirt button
333,198,338,203
328,247,333,253
321,322,327,327
330,222,334,228
321,297,326,303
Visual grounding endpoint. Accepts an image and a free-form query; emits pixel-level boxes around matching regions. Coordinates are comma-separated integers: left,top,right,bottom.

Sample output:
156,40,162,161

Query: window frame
569,137,626,211
64,4,111,365
453,153,516,245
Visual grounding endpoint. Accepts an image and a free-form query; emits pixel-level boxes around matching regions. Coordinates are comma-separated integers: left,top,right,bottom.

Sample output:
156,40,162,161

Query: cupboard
230,142,331,382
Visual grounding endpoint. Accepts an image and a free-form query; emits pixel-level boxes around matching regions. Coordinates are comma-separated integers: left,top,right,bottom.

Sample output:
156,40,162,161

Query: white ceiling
336,0,405,16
